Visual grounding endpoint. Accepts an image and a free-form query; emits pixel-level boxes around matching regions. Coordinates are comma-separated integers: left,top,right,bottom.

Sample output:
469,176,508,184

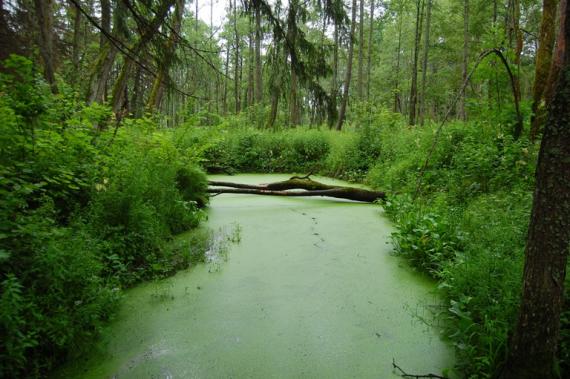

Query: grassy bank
0,58,208,377
172,111,568,378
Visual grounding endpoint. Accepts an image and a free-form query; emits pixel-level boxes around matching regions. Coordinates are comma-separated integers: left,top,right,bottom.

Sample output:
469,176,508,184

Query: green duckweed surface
56,174,454,378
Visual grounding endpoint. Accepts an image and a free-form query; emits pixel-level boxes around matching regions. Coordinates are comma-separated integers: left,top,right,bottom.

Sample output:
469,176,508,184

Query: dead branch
392,359,449,379
208,176,386,203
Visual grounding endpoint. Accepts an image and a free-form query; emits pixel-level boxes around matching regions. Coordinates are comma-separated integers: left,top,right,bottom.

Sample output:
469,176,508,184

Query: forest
1,0,570,378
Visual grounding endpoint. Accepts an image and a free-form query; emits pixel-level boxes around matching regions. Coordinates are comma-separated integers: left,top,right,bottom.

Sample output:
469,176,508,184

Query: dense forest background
0,0,550,131
1,0,569,378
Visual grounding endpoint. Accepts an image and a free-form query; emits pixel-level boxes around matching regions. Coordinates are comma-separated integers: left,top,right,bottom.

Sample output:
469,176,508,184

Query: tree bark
394,1,404,113
336,0,357,131
111,0,173,116
366,0,375,101
357,0,365,100
419,0,432,125
147,0,184,112
287,0,300,126
500,1,570,378
248,18,255,107
530,0,558,142
34,0,58,94
329,20,339,128
208,177,386,203
460,0,469,121
70,0,82,84
255,5,263,104
234,0,241,114
409,0,424,125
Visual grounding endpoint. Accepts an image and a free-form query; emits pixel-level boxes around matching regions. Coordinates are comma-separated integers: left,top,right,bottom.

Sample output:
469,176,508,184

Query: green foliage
369,119,541,377
0,56,208,377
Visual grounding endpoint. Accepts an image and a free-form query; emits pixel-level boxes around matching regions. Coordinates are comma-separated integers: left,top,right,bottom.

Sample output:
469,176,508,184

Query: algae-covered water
56,174,454,378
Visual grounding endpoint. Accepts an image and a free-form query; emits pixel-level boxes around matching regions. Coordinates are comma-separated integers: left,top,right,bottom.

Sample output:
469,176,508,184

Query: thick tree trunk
500,1,570,378
34,0,58,94
409,0,424,126
530,0,558,142
336,0,358,131
357,0,365,100
419,0,432,125
208,177,386,203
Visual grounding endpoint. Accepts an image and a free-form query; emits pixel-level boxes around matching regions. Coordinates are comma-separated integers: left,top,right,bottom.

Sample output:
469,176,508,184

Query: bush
0,56,208,377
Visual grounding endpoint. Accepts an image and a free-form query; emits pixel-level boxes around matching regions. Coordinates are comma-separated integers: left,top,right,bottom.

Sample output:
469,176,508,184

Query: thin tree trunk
500,2,570,378
366,0,375,101
111,0,173,116
248,21,255,107
419,0,432,125
509,0,524,138
147,0,184,111
100,0,110,48
329,20,339,128
70,1,82,84
223,42,230,114
460,0,469,121
233,0,240,114
336,0,358,131
287,0,300,126
357,0,365,100
530,0,558,141
34,0,58,94
255,5,263,103
409,0,424,126
394,2,404,113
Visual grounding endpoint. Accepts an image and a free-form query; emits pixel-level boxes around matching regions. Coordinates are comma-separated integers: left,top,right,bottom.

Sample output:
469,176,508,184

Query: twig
392,358,449,379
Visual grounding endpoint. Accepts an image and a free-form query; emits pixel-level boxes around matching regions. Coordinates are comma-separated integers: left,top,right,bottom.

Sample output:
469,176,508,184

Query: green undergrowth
0,56,208,377
175,111,569,377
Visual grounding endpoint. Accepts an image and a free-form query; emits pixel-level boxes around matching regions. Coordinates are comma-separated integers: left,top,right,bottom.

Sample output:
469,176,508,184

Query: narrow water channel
57,174,454,378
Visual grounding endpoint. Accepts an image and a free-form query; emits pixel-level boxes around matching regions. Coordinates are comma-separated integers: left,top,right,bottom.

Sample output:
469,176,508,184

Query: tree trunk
509,0,523,138
336,0,357,131
248,19,255,107
70,0,82,84
500,2,570,378
357,0,365,100
223,41,230,114
409,0,424,126
100,0,110,48
233,0,240,114
147,0,184,112
287,0,300,126
419,0,432,125
329,20,339,128
208,177,386,203
394,2,404,113
530,0,558,142
366,0,375,101
460,0,469,121
34,0,58,94
111,0,173,116
255,5,263,104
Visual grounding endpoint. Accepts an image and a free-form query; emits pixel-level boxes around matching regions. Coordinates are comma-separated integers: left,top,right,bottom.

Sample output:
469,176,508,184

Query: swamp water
57,174,455,378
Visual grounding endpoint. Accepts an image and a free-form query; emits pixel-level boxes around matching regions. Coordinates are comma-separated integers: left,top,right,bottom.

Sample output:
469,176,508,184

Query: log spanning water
208,176,386,203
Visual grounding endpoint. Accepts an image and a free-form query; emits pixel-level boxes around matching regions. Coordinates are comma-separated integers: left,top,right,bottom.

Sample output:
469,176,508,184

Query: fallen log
208,176,386,203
